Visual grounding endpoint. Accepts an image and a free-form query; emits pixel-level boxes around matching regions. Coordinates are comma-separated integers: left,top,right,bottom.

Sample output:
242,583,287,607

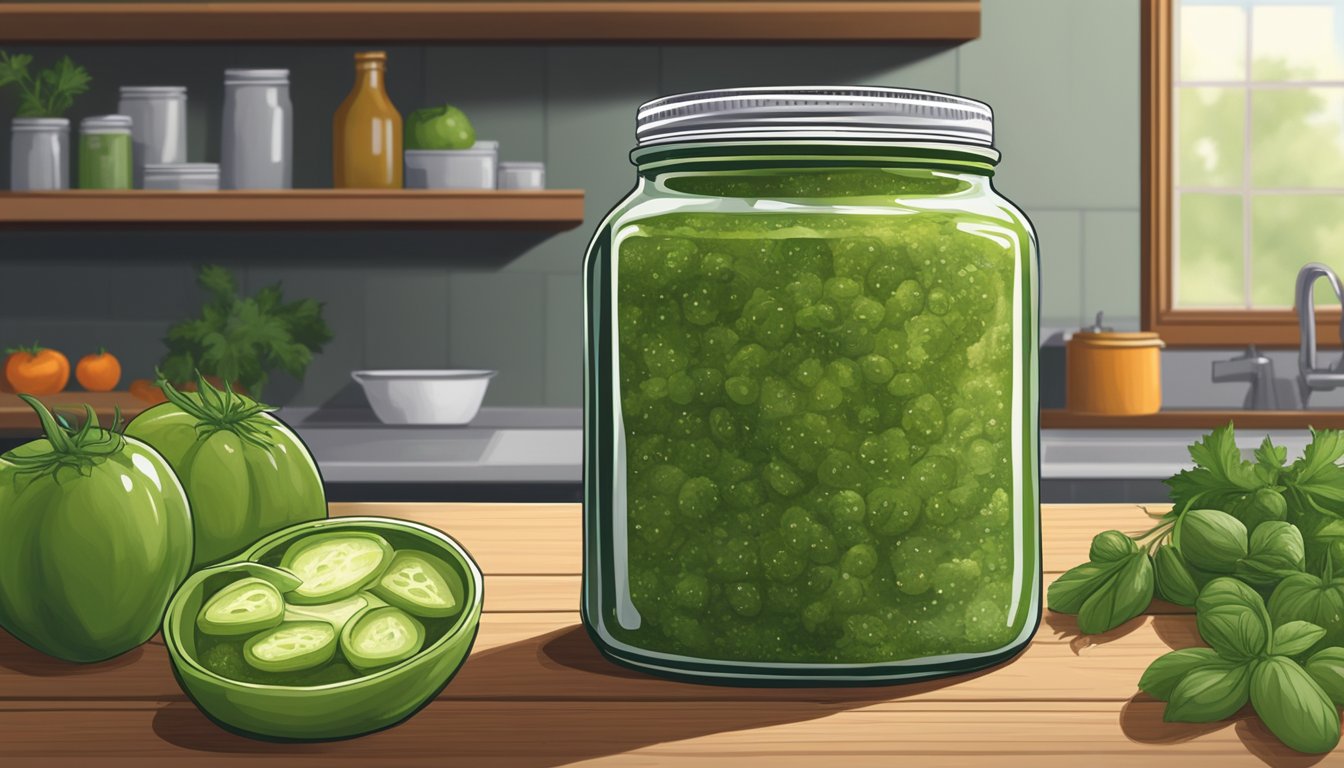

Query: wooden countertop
0,502,1321,765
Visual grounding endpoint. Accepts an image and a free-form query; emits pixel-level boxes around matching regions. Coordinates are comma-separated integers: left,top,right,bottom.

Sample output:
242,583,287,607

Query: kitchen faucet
1213,345,1279,410
1297,262,1344,406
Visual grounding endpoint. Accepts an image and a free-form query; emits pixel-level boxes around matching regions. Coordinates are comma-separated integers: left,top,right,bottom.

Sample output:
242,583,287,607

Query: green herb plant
1049,423,1344,754
160,265,333,398
0,50,91,118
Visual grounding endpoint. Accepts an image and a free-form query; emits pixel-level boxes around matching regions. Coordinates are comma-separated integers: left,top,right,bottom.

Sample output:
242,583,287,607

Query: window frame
1142,0,1341,347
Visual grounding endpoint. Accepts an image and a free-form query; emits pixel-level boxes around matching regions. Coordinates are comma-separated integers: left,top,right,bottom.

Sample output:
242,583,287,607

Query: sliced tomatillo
228,563,304,594
243,621,337,673
340,606,425,671
371,550,465,618
197,577,285,636
280,532,393,605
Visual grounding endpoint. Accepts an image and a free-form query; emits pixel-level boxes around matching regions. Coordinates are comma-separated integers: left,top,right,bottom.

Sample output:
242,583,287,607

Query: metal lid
119,86,187,97
11,117,69,131
144,163,220,177
635,86,994,148
1071,314,1164,348
225,68,289,85
80,114,132,133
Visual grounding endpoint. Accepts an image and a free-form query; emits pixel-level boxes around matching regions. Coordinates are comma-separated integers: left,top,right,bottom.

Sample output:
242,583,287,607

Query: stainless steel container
221,69,292,189
118,86,188,189
144,162,220,191
10,118,69,191
498,161,545,190
404,141,498,190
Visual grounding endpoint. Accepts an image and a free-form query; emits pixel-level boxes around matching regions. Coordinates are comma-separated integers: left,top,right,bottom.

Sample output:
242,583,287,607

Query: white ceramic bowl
351,370,497,425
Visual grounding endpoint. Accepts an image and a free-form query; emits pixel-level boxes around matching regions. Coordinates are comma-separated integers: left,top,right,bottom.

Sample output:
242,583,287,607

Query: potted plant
1,50,91,191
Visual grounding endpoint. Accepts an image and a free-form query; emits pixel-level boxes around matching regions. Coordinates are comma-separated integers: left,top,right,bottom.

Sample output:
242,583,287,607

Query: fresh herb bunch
0,50,91,118
160,265,333,398
1049,423,1344,754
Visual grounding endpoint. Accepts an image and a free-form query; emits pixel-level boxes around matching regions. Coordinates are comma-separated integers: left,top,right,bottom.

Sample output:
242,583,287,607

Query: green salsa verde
584,88,1039,684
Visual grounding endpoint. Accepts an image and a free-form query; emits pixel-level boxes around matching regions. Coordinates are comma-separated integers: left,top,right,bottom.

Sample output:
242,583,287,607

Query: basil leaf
1243,520,1305,572
1197,577,1271,617
1250,655,1342,754
1305,647,1344,706
1089,530,1139,563
1077,552,1154,634
1153,545,1199,607
1139,647,1223,701
1229,487,1288,532
1047,558,1126,615
1178,509,1248,573
1199,605,1270,661
1274,621,1328,658
1165,661,1252,723
1269,572,1344,653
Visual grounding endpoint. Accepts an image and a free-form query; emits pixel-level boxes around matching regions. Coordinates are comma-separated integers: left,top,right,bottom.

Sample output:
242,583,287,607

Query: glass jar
222,69,292,190
9,118,69,191
581,87,1040,685
78,115,133,190
118,86,188,189
333,51,402,189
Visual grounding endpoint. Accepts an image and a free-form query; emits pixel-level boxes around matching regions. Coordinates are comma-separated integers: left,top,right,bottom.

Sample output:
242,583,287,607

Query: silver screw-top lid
636,86,994,148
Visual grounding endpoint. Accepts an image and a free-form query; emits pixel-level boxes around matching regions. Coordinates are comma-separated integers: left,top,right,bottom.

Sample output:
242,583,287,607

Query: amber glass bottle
333,51,403,188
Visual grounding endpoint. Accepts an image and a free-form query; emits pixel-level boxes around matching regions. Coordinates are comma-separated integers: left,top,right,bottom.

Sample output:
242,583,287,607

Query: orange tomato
75,350,122,392
5,345,70,395
0,352,13,393
129,378,167,404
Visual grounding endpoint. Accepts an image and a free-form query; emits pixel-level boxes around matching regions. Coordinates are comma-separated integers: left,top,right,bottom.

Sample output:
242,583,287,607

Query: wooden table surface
0,503,1326,766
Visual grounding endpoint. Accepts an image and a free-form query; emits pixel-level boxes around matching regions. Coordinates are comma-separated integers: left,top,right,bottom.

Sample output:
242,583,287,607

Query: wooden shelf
0,391,152,435
1041,408,1344,430
0,189,586,230
0,2,980,43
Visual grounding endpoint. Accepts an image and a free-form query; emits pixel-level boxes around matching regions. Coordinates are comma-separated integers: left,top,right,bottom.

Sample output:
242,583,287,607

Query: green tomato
124,379,327,569
0,399,193,663
405,105,476,150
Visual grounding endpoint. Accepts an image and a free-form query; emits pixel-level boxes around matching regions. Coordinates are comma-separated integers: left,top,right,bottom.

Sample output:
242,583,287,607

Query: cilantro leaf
1166,423,1264,516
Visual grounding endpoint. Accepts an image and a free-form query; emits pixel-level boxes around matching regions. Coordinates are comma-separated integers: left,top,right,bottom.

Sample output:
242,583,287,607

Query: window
1145,0,1344,344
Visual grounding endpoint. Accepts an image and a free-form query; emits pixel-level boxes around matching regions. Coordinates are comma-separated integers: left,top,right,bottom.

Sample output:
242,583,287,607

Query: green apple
405,105,476,150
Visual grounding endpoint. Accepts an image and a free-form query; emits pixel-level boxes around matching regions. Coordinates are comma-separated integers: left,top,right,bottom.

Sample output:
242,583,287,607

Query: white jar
144,163,220,191
118,86,188,189
498,161,546,190
10,118,69,191
221,69,292,190
405,141,499,190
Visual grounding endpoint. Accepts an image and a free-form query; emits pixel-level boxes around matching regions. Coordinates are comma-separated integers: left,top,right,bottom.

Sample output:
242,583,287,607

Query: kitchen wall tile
364,267,450,370
959,0,1140,210
1082,210,1142,329
421,47,546,164
1024,209,1084,330
510,46,661,275
245,264,368,407
659,44,958,94
447,271,547,405
544,272,583,406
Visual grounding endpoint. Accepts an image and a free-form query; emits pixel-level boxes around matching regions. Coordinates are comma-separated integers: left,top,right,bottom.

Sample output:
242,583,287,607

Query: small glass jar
78,114,133,190
9,117,69,191
222,69,292,190
118,86,188,189
582,87,1041,685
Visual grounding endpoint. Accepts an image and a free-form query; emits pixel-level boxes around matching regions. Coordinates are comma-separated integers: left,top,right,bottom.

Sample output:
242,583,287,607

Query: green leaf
36,55,89,117
1305,647,1344,706
1236,520,1306,586
1154,545,1199,607
1139,646,1223,701
198,265,238,304
0,51,32,89
1165,661,1252,723
1078,552,1154,634
1286,428,1344,514
1268,572,1344,653
1229,487,1288,532
1275,621,1329,658
1199,605,1270,661
1256,435,1288,475
1178,509,1248,573
1047,559,1127,615
1089,530,1138,563
1250,655,1342,754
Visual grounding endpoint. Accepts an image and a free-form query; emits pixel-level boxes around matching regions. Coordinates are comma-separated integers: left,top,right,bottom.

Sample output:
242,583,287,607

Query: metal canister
9,118,69,191
118,86,188,188
221,69,292,189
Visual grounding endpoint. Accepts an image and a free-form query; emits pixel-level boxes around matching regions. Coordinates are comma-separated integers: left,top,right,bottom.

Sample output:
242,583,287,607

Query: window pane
1177,193,1245,308
1180,4,1247,81
1179,87,1245,187
1251,195,1344,307
1252,3,1344,81
1251,87,1344,187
